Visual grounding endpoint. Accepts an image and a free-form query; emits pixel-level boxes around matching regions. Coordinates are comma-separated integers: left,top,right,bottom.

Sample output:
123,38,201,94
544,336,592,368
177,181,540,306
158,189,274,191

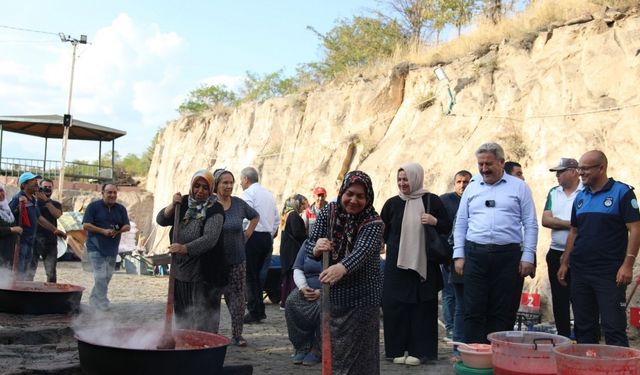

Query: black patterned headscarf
329,170,381,261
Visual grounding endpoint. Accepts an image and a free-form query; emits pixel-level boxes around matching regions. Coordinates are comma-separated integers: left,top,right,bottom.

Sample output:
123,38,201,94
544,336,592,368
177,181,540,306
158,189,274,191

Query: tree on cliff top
307,16,407,78
178,84,239,115
241,70,298,102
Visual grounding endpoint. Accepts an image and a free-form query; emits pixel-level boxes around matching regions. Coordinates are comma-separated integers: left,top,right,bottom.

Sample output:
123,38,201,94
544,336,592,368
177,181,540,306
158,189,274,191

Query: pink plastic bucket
488,331,571,375
553,344,640,375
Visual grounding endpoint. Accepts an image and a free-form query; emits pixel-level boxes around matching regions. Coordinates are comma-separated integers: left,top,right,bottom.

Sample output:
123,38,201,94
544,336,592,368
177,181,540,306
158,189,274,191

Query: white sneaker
405,356,421,366
392,356,406,364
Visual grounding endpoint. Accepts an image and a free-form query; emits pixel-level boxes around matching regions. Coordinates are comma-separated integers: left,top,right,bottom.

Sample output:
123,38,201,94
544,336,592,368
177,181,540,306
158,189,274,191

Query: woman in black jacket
278,194,308,308
381,162,452,365
156,169,227,333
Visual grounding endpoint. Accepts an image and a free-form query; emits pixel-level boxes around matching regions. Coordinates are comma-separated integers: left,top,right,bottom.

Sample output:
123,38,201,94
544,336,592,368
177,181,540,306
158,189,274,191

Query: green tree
177,84,238,114
241,70,298,102
442,0,475,36
308,16,406,78
120,153,147,176
106,128,161,177
377,0,438,42
97,150,121,169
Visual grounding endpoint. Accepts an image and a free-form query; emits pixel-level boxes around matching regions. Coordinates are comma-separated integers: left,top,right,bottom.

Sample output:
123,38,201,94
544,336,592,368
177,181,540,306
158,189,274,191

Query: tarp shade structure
0,114,126,185
0,114,126,141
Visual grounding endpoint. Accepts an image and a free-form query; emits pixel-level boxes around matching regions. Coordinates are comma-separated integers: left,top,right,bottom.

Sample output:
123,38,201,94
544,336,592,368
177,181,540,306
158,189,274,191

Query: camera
485,200,496,208
39,187,52,193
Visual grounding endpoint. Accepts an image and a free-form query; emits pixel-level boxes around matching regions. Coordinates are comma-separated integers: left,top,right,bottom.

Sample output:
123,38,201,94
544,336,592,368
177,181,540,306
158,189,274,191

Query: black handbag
424,194,453,265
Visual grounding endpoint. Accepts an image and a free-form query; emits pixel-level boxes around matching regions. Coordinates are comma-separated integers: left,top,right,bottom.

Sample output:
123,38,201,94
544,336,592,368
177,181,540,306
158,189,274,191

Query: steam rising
0,267,13,289
73,309,166,350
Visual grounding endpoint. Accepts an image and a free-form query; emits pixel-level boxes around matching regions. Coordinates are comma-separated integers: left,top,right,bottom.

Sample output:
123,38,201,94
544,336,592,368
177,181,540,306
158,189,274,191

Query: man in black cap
542,158,581,338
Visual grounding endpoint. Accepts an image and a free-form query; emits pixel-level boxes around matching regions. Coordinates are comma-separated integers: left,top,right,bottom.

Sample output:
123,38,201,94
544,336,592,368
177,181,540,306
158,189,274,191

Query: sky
0,1,377,162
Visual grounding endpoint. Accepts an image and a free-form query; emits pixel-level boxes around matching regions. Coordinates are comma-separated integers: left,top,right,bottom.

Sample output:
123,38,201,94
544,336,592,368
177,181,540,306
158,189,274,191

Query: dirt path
0,261,457,374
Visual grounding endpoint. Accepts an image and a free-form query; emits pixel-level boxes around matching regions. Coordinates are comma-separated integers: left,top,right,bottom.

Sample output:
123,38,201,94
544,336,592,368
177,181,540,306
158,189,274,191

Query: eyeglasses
576,164,601,173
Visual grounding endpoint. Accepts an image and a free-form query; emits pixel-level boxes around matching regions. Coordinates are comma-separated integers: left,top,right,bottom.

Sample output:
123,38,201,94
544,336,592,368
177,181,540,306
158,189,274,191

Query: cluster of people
447,143,638,352
155,167,282,348
4,139,638,375
0,173,67,282
283,141,639,375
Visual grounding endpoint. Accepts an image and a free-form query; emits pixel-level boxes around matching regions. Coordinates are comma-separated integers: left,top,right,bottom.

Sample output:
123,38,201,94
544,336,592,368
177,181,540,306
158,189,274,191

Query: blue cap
18,172,42,186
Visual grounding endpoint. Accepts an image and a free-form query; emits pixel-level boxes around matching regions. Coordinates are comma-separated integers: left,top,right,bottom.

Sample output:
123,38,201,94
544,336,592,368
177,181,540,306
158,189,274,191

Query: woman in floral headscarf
381,162,451,365
0,183,22,268
307,171,384,375
156,169,227,333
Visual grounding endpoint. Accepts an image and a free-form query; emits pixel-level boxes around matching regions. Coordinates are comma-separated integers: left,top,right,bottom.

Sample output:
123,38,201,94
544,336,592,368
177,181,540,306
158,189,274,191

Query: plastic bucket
553,344,640,375
488,331,571,375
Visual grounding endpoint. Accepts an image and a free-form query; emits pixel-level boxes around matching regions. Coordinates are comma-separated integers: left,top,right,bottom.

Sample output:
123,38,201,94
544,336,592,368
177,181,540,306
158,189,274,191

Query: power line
0,24,58,36
0,39,57,44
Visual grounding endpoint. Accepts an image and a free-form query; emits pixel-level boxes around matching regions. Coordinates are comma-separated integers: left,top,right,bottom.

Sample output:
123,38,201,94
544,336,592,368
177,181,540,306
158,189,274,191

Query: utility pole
58,33,87,196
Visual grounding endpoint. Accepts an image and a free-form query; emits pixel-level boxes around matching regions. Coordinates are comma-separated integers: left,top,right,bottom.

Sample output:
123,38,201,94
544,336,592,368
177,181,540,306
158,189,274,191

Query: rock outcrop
148,10,640,318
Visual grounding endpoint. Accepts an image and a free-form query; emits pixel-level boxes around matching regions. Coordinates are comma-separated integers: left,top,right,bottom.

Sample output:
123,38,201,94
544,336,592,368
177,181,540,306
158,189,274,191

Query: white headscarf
396,162,428,281
0,183,15,223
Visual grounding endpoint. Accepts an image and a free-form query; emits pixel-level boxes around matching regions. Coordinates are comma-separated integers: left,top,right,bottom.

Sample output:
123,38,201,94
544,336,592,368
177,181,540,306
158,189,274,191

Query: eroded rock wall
148,11,640,317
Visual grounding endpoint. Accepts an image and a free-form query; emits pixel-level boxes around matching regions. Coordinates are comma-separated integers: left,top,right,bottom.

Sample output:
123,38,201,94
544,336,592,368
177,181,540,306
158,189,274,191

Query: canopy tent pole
111,140,115,182
98,140,102,180
43,137,48,177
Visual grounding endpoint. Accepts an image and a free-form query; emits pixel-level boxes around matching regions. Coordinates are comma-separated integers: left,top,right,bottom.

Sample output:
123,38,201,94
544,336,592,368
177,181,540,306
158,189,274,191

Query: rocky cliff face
148,11,640,314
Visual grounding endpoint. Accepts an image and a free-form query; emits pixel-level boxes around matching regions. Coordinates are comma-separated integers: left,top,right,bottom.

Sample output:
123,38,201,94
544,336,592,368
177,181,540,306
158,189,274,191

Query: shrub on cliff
178,84,239,115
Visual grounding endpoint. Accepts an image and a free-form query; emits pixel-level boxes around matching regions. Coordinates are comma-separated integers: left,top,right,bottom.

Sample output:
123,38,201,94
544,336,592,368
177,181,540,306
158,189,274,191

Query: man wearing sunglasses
541,158,581,338
558,150,640,347
27,178,64,282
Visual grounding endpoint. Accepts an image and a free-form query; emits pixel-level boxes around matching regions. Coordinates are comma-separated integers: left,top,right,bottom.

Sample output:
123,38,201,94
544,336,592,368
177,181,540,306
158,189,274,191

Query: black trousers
571,268,628,346
383,297,438,359
27,237,58,283
546,248,572,337
463,241,521,344
245,231,273,319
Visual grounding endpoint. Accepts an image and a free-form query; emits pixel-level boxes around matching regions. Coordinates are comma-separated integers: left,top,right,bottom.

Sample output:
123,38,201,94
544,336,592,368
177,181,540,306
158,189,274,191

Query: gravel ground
0,260,457,374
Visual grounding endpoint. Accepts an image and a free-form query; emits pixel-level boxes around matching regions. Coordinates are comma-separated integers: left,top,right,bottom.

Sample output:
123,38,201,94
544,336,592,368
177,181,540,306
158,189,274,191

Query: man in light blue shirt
453,142,538,343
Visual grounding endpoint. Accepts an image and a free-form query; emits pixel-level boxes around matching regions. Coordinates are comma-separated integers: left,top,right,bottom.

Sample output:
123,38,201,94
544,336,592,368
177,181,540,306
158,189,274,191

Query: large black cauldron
76,327,230,375
0,281,84,314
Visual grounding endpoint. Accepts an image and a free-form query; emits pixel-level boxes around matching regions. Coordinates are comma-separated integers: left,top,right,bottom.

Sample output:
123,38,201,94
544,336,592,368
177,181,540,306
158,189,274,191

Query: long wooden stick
322,206,335,375
158,202,180,349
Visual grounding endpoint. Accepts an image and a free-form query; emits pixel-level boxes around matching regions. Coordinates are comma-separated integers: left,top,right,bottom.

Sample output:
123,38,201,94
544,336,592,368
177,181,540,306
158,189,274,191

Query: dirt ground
0,260,456,374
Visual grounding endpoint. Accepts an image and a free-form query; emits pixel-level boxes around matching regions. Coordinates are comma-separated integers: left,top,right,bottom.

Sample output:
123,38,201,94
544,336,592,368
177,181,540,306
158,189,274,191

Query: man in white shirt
240,167,279,323
542,158,581,338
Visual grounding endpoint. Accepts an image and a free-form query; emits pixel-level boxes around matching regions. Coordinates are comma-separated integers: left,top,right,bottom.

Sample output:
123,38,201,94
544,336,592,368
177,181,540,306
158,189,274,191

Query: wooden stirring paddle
157,202,180,349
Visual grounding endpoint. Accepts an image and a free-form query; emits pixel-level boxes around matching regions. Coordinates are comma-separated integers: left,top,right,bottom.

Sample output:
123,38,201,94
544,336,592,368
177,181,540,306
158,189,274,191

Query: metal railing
0,157,113,182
